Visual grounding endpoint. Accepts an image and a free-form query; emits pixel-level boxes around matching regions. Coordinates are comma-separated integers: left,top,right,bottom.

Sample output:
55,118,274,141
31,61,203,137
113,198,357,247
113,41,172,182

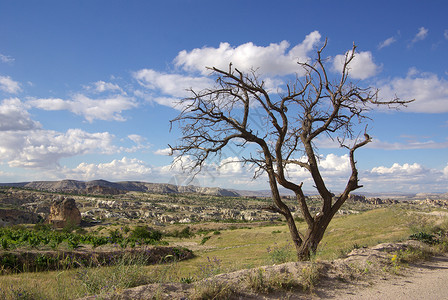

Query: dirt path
329,254,448,300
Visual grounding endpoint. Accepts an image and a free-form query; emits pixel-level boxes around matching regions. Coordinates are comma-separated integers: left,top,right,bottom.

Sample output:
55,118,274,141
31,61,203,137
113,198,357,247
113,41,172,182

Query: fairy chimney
47,197,81,228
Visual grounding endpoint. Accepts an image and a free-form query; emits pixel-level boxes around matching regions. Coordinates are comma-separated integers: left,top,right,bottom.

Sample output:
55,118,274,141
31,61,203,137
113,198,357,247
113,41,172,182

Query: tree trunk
297,229,323,260
296,215,333,260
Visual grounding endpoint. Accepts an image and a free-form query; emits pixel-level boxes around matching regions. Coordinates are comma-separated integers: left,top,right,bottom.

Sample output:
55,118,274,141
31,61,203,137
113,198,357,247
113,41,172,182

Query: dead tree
170,41,411,260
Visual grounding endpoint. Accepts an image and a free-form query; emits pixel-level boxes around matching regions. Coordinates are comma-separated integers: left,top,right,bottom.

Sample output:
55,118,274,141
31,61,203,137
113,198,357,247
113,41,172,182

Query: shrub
300,263,321,291
200,236,211,245
130,226,162,241
409,232,438,245
178,226,193,238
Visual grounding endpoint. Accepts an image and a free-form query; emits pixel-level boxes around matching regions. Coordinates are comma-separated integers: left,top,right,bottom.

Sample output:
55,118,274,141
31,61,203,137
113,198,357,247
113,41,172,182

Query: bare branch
170,39,412,260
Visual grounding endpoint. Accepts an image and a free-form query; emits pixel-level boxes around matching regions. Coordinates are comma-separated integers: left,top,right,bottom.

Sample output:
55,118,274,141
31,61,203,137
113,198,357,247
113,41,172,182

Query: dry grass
0,207,446,299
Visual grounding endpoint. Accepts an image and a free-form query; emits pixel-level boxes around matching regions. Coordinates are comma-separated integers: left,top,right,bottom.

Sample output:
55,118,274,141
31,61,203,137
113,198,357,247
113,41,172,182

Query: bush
409,232,439,245
200,236,211,245
130,226,162,241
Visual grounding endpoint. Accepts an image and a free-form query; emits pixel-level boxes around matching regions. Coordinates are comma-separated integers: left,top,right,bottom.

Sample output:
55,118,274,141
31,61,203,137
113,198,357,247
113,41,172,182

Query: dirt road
331,254,448,300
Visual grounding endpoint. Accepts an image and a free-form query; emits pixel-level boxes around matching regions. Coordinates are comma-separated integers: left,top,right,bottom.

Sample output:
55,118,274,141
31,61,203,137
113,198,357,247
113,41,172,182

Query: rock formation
47,197,81,228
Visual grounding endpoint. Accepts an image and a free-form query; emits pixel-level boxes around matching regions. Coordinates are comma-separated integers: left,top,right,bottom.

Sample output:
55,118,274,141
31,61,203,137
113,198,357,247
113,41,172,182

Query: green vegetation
0,207,447,299
0,225,164,253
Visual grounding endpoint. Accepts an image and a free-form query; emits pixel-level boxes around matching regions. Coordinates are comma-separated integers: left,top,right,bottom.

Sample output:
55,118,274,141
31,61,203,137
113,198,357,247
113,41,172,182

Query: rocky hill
0,180,240,197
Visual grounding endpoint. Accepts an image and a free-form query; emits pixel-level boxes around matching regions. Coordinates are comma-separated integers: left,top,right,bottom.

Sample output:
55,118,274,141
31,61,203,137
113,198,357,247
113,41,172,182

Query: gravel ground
330,254,448,300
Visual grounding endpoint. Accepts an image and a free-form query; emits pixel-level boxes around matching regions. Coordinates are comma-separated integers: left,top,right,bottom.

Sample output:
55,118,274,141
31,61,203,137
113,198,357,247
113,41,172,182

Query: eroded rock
47,197,81,228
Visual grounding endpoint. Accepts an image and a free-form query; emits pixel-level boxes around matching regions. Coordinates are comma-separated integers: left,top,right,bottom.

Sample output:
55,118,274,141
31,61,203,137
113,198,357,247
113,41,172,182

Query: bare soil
329,254,448,300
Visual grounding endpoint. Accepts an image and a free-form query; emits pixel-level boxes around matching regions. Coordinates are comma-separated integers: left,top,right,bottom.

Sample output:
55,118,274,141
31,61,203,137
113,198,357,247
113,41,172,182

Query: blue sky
0,0,447,193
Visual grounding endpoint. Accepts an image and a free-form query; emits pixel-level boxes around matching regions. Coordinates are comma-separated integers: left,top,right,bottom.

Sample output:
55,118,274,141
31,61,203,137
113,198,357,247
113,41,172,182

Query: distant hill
0,180,445,200
0,179,240,197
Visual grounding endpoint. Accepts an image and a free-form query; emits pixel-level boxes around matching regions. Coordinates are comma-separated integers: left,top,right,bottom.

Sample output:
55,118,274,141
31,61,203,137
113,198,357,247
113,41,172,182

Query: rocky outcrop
46,197,81,228
348,194,397,205
85,185,122,195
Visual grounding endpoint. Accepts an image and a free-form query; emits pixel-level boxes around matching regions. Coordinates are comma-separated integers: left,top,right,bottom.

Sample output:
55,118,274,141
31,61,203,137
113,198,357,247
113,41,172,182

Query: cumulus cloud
67,157,152,181
362,162,447,192
133,69,214,109
411,27,428,44
218,157,244,175
134,32,322,109
28,94,137,122
332,50,380,79
174,31,321,76
134,69,213,98
443,163,448,178
0,98,41,131
154,150,448,192
0,54,15,64
0,75,21,94
0,129,117,169
378,69,448,113
285,153,351,186
371,162,425,175
378,37,396,49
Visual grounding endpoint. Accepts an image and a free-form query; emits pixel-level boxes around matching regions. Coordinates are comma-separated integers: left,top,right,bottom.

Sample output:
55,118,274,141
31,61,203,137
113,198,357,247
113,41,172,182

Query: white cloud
28,94,137,122
154,148,172,156
378,70,448,113
0,98,41,131
154,150,448,193
127,134,146,145
371,162,424,175
121,134,151,153
133,69,213,109
85,81,123,93
319,154,350,174
134,69,213,98
411,27,428,44
332,50,380,79
0,75,21,94
67,157,152,181
174,31,321,76
378,37,396,49
362,162,446,192
218,157,244,175
445,29,448,40
0,54,15,64
443,163,448,178
27,98,69,110
0,129,117,169
134,32,322,109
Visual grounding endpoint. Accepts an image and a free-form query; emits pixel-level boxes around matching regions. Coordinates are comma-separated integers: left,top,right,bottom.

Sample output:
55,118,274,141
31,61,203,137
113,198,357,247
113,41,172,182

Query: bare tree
170,41,411,260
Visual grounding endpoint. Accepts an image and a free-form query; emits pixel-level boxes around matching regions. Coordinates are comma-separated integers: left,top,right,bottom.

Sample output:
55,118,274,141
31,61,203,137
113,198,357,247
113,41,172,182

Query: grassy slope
0,207,436,299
